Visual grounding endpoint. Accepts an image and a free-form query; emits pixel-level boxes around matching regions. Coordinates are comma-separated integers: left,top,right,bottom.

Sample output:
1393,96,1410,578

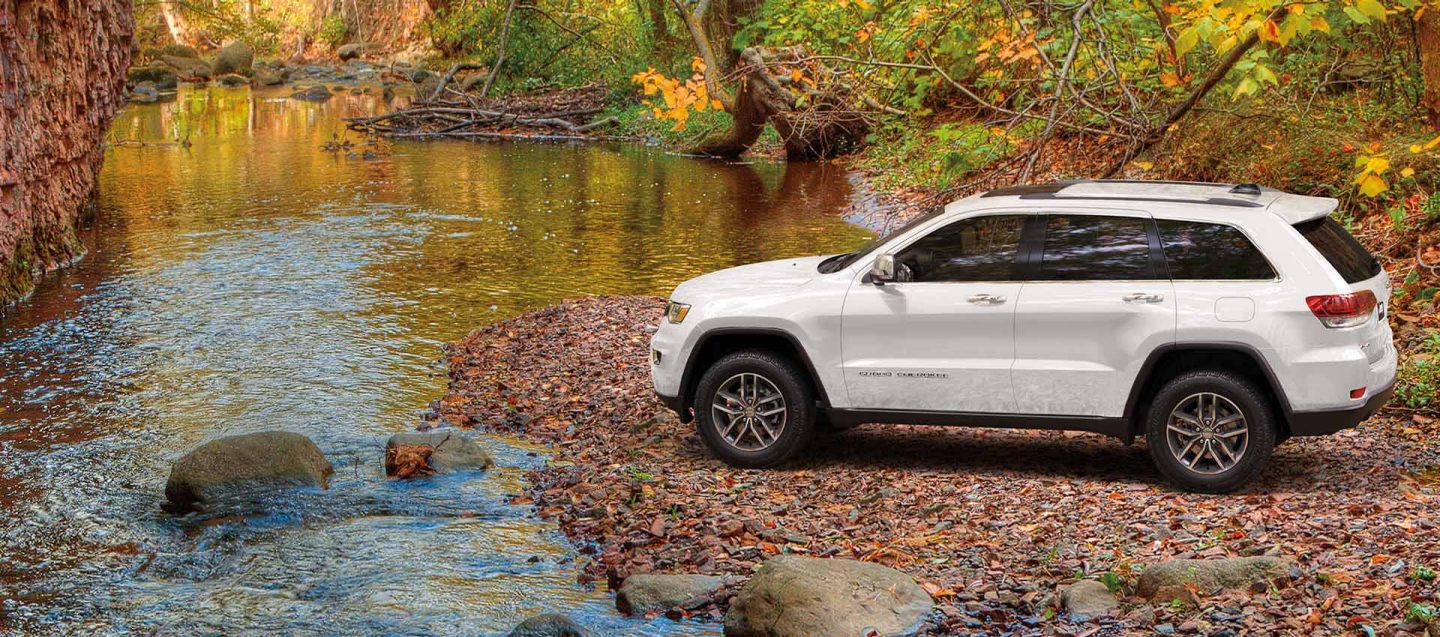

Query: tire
693,349,815,468
1144,369,1277,493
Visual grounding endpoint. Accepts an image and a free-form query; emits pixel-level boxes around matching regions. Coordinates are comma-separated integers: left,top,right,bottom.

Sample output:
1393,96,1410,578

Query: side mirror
870,254,896,284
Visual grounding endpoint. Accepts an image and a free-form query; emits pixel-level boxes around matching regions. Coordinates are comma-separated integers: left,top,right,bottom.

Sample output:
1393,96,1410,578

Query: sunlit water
0,85,873,635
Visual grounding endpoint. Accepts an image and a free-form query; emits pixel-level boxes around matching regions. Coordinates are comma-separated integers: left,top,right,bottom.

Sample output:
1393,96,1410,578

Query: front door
1012,212,1176,416
840,213,1030,413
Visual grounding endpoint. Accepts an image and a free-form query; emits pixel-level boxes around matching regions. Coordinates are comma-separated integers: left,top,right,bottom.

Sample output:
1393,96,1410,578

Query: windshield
818,206,948,273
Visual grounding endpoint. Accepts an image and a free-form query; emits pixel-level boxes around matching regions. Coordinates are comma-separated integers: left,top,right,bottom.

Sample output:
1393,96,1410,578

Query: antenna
1229,183,1262,196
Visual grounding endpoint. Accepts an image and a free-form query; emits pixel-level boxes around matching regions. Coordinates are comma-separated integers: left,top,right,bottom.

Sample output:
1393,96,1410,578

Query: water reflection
0,84,871,635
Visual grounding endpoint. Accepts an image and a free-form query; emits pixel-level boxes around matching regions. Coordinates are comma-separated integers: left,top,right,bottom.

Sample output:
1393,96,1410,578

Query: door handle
1123,292,1165,304
968,293,1006,306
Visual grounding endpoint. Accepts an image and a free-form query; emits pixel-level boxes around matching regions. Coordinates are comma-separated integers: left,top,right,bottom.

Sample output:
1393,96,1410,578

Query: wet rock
337,42,379,61
163,431,333,513
384,431,493,475
506,613,592,637
1137,556,1293,600
127,63,178,89
130,81,159,103
290,85,332,102
162,55,211,81
253,68,285,87
216,73,249,87
212,41,254,75
1060,580,1120,618
616,573,724,615
724,556,933,637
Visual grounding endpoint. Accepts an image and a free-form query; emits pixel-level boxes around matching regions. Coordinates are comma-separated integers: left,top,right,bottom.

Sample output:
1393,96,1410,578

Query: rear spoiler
1265,194,1338,225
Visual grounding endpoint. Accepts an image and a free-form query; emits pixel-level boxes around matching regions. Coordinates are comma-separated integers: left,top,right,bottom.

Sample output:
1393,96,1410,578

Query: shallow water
0,85,872,635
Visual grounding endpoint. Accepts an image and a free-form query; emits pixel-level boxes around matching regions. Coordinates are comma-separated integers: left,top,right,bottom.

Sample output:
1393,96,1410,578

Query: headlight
665,301,691,324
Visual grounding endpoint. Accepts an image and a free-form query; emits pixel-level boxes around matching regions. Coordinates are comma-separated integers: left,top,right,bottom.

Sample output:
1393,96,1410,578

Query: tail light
1306,290,1377,328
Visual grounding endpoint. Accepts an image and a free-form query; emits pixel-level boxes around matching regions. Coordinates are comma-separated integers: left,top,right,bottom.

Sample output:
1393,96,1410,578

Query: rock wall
0,1,134,305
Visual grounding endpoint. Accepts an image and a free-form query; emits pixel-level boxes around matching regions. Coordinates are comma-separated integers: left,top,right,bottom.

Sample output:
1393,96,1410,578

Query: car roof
970,180,1336,225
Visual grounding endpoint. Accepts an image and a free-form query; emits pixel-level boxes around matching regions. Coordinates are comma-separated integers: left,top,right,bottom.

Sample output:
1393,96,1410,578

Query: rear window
1156,220,1276,280
1293,217,1381,283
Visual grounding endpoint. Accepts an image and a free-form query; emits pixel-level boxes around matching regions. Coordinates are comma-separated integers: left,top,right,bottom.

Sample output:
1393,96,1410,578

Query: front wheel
693,350,815,468
1144,369,1277,493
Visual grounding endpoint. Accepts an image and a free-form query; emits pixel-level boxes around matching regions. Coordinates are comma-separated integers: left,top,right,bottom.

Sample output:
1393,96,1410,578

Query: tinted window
1294,217,1381,283
895,215,1026,282
1040,215,1154,280
1157,220,1276,280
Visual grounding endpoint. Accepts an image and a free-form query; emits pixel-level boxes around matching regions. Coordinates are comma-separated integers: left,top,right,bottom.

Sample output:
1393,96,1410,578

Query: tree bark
479,0,521,99
1420,6,1440,128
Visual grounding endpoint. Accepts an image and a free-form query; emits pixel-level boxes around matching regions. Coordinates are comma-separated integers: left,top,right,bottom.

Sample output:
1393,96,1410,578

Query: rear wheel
693,350,815,468
1144,369,1276,493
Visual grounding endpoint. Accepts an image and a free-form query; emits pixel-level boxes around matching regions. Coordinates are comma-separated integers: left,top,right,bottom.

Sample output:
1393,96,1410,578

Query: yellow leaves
1411,135,1440,153
1258,18,1282,43
1175,26,1200,57
1401,167,1416,178
1161,71,1185,87
631,57,723,132
1310,14,1331,33
1352,152,1391,198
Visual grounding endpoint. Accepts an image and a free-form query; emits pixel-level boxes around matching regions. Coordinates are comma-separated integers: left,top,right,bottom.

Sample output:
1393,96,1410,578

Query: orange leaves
974,28,1043,69
385,444,437,479
630,57,724,131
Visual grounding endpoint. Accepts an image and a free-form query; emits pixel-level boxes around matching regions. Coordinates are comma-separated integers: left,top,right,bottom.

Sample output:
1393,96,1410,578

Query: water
0,85,873,635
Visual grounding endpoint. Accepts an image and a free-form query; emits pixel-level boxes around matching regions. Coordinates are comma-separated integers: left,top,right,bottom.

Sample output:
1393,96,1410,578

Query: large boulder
212,41,254,75
337,42,379,61
1137,556,1294,600
506,613,592,637
162,55,211,81
384,431,493,477
163,431,334,513
724,556,933,637
1060,580,1120,618
127,63,178,89
156,43,200,59
253,68,285,87
616,573,725,615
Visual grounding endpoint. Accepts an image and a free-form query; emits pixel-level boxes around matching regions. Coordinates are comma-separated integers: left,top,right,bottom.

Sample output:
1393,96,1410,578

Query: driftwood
692,47,881,161
347,83,618,139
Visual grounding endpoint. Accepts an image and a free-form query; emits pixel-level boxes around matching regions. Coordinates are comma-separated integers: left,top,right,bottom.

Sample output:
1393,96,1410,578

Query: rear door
1293,217,1393,367
1012,211,1176,417
840,213,1030,413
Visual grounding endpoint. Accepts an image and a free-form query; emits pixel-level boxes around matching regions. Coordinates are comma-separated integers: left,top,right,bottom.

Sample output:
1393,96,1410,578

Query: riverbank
430,295,1440,635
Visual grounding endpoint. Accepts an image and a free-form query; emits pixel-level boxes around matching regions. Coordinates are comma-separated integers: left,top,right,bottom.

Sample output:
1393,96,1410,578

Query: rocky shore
428,295,1440,636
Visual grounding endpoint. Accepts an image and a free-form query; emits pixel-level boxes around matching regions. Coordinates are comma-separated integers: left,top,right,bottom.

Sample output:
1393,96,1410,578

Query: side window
1039,215,1155,281
1156,220,1277,280
894,215,1026,282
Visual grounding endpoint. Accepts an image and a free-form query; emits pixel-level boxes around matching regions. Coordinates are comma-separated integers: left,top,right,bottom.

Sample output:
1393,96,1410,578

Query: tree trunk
1421,7,1440,128
159,1,197,46
645,0,671,51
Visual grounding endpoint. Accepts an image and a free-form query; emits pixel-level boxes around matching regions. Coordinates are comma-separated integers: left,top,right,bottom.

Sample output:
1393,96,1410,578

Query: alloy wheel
711,372,787,451
1165,392,1250,475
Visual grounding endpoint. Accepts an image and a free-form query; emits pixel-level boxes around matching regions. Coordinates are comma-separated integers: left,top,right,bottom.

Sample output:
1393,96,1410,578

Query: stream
0,85,873,635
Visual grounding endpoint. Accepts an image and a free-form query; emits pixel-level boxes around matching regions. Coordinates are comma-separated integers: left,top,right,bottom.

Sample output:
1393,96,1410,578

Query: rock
1060,580,1120,617
1137,556,1294,600
290,85,332,102
162,55,211,80
506,613,592,637
163,431,334,513
130,81,159,103
216,73,249,87
212,41,254,75
616,573,725,615
253,68,284,86
127,63,177,89
384,431,493,475
337,42,379,61
724,556,933,637
156,43,200,59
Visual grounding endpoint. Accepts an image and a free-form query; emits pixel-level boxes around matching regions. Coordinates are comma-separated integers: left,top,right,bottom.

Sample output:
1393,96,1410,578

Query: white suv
650,181,1396,492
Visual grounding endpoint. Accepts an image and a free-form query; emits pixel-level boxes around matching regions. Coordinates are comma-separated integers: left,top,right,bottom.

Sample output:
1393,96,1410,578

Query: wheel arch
1124,343,1293,440
679,328,828,420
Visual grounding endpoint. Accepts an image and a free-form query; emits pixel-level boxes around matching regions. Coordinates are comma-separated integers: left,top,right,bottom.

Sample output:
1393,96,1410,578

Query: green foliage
425,0,653,90
1407,600,1438,625
1097,572,1125,595
318,15,347,47
1395,329,1440,410
1412,566,1436,582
